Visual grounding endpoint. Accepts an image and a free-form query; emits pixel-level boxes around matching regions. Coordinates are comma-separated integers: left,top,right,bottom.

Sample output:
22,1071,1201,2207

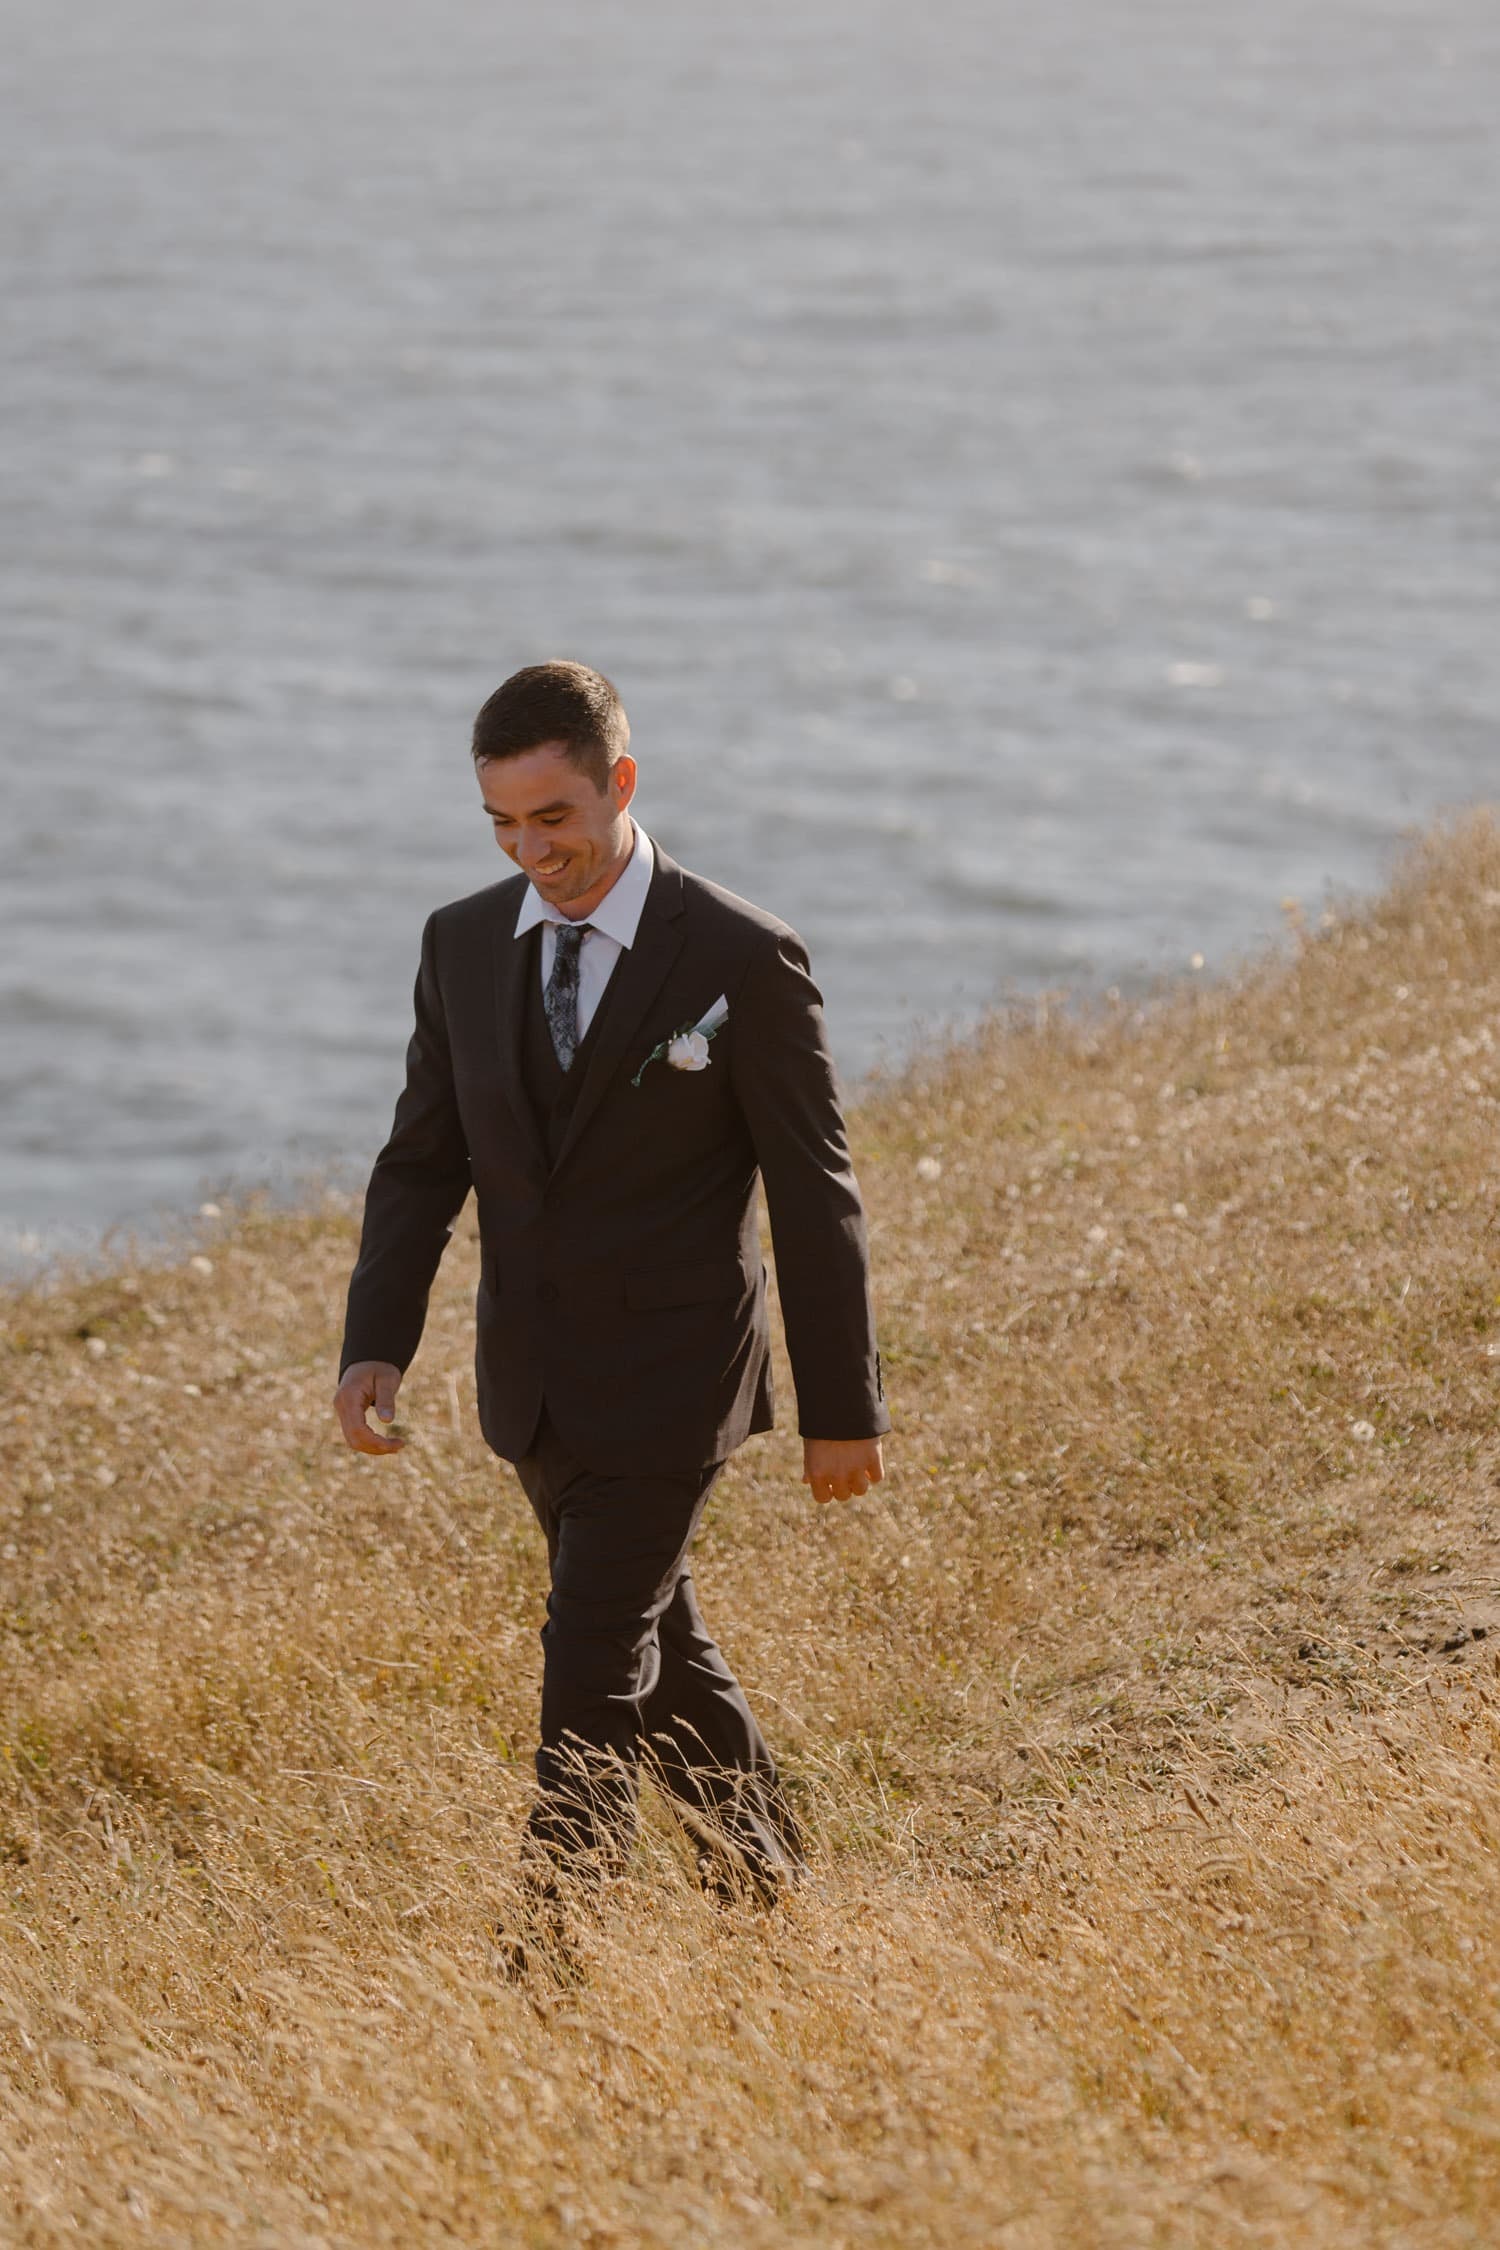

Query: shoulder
425,870,528,944
652,849,819,1010
667,854,804,956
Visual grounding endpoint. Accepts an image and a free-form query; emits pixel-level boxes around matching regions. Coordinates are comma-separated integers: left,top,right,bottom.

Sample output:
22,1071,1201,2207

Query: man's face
477,741,637,916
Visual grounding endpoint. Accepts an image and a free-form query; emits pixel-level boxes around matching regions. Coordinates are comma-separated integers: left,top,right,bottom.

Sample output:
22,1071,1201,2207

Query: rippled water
5,0,1498,1266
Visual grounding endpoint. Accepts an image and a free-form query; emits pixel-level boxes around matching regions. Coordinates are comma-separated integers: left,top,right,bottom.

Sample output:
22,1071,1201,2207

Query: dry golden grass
5,816,1500,2246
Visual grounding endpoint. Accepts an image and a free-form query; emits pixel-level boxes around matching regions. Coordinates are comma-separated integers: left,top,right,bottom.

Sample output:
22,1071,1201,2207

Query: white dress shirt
512,819,655,1044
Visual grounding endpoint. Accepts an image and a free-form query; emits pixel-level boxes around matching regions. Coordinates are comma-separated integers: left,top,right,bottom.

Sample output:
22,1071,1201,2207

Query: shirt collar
512,819,655,948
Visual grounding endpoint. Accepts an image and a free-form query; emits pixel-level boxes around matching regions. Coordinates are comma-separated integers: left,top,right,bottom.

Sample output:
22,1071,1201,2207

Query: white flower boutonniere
667,1029,711,1072
633,995,729,1087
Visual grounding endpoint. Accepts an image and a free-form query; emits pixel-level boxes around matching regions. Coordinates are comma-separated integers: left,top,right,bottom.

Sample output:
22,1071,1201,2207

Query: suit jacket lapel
549,844,687,1176
492,900,549,1180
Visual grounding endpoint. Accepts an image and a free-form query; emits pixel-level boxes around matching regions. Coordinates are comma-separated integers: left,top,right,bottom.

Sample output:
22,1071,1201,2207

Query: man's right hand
334,1360,406,1455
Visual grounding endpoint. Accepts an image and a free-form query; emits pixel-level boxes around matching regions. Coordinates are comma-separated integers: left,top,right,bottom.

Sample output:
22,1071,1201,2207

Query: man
334,662,888,1903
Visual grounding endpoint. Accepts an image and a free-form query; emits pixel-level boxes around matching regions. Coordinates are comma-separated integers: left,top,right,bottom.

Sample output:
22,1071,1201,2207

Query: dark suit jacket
339,837,889,1475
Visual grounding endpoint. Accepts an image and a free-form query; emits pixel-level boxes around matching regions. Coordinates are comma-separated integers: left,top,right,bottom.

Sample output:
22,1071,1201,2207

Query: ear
613,753,638,810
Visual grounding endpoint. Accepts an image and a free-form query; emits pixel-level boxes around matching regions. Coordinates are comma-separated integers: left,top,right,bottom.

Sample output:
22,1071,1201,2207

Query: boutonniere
632,995,730,1087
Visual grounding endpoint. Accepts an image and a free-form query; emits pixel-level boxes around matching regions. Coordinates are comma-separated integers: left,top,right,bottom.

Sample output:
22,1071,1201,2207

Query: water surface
4,0,1497,1262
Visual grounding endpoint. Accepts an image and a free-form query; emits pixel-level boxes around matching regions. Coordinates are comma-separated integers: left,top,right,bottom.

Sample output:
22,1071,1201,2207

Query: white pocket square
695,994,730,1035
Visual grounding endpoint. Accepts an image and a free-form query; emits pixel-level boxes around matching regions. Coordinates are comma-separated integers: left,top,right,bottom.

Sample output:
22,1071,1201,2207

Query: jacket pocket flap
625,1260,742,1311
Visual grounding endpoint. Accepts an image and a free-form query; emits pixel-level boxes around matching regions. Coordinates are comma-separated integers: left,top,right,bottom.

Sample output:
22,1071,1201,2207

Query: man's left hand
802,1436,885,1505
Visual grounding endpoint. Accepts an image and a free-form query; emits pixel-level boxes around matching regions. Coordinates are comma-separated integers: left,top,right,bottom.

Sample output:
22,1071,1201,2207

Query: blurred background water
4,0,1498,1268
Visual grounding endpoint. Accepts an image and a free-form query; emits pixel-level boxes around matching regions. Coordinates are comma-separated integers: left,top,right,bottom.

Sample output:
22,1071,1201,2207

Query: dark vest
519,927,624,1166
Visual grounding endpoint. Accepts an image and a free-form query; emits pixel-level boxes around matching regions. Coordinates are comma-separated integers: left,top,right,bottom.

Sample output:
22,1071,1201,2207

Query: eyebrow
481,800,574,819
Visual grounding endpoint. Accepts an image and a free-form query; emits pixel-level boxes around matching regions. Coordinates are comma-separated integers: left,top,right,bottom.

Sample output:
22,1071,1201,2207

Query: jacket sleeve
729,926,889,1441
339,911,472,1378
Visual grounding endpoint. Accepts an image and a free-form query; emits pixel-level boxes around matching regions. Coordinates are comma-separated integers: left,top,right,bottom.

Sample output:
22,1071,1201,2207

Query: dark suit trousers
510,1405,804,1885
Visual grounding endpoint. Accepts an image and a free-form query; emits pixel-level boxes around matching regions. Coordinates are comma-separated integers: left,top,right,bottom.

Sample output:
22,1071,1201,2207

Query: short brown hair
471,662,630,793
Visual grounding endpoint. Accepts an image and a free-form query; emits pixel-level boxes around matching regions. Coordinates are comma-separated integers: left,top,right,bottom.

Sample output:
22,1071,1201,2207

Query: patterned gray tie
543,921,592,1070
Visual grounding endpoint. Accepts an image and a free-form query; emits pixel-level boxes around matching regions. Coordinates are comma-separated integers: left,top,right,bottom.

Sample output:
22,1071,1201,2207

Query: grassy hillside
3,817,1500,2247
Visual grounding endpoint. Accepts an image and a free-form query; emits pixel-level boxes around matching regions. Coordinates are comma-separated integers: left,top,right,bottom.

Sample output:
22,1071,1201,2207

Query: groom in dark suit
334,662,888,1899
